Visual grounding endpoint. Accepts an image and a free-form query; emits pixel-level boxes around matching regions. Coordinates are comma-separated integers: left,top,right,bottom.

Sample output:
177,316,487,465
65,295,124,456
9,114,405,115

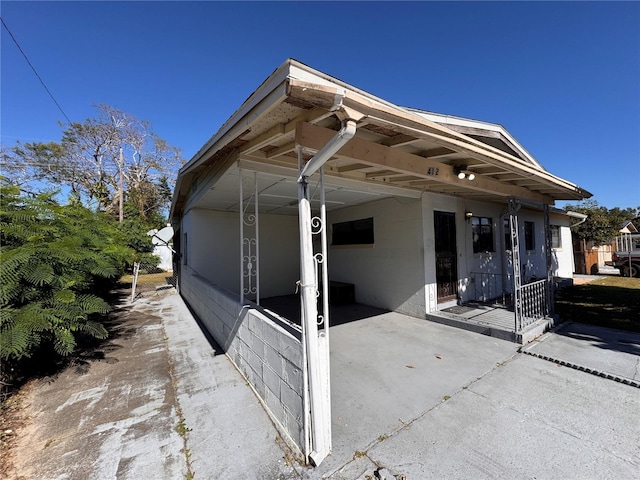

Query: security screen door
434,211,458,302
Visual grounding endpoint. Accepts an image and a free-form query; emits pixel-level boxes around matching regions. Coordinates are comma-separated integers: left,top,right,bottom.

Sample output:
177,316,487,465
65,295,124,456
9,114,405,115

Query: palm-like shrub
0,183,132,361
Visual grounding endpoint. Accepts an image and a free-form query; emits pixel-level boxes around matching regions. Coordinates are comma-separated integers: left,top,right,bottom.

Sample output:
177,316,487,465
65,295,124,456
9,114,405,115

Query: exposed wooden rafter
295,122,553,203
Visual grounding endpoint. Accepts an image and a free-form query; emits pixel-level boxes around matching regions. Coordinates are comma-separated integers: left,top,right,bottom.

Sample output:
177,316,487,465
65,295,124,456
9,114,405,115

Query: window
183,233,188,265
504,218,513,251
332,217,374,245
471,217,494,253
524,221,535,251
550,225,561,249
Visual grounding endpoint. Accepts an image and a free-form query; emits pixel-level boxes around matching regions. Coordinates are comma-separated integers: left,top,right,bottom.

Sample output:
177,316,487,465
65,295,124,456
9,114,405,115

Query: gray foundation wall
180,269,305,454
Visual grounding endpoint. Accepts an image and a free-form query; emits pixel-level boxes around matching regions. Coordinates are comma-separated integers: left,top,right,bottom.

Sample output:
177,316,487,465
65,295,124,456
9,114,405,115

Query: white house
169,59,591,465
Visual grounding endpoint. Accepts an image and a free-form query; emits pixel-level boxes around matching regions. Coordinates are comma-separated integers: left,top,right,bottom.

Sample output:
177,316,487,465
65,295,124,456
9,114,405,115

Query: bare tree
8,105,183,220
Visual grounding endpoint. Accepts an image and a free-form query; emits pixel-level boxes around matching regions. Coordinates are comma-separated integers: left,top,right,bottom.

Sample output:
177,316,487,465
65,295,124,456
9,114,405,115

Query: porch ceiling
173,59,591,218
195,163,394,215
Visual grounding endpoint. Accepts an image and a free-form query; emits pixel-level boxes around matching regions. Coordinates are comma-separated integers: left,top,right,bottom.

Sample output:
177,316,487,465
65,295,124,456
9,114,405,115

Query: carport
170,59,590,465
321,307,519,475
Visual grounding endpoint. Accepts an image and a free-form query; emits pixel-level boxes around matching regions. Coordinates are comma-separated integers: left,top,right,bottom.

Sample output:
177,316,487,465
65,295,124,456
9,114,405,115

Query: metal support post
255,172,260,304
298,175,330,465
318,167,331,450
240,168,244,304
239,168,259,304
509,198,523,331
544,204,553,315
296,119,356,465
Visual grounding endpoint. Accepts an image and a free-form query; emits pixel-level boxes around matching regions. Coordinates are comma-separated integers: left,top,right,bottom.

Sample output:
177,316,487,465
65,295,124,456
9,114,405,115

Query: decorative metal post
544,204,553,315
298,151,331,465
317,168,331,450
239,168,259,304
295,119,355,465
509,198,523,332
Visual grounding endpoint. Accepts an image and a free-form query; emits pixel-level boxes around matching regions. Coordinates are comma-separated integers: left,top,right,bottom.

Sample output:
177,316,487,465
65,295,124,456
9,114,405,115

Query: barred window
550,225,561,249
471,217,494,253
525,221,535,251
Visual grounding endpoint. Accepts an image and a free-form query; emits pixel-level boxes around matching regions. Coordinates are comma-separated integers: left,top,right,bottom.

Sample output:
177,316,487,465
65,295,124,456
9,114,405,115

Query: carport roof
171,59,591,219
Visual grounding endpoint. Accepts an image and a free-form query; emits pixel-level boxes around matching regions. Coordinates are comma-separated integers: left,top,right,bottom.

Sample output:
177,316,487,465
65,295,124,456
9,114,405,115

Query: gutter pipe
566,211,588,228
297,119,357,182
297,113,357,466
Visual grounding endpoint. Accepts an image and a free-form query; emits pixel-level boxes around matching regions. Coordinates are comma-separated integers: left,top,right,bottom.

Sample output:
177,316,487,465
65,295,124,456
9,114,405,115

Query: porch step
517,316,558,345
425,311,556,345
426,312,517,343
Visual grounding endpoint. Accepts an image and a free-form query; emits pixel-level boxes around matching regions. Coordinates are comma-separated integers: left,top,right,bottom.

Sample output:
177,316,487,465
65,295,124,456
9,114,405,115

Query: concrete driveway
523,321,640,387
311,312,640,479
9,292,638,479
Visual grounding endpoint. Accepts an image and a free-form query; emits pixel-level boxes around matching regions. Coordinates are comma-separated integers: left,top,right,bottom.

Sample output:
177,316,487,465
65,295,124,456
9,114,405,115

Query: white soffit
193,165,392,215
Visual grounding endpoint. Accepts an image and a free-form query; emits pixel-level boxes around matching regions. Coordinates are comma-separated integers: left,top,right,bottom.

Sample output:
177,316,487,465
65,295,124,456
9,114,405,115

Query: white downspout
297,118,356,466
566,211,588,228
298,120,357,182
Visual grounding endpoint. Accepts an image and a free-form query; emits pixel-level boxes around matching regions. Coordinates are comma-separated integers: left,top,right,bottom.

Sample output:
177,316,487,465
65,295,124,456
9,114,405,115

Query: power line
1,16,72,124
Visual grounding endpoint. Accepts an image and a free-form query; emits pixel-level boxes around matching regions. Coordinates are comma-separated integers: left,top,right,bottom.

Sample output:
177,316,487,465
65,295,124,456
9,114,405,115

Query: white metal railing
470,272,512,306
516,279,548,332
616,234,640,252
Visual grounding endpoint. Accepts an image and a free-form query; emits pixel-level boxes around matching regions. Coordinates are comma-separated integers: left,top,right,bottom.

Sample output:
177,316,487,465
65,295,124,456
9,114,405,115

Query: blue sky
2,1,639,209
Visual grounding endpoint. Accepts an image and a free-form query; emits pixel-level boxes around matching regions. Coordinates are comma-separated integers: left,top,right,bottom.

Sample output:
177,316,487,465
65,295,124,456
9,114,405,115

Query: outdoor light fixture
454,166,476,181
465,211,473,221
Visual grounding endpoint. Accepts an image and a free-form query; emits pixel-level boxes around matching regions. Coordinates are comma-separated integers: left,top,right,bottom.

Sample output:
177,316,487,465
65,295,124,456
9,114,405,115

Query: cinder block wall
180,269,305,454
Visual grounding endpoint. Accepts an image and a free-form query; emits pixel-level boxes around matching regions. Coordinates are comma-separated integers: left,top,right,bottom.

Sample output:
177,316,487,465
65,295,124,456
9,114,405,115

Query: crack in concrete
323,351,522,478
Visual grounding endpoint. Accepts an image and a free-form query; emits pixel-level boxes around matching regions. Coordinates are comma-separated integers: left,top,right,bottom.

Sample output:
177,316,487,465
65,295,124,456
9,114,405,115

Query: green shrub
0,183,133,361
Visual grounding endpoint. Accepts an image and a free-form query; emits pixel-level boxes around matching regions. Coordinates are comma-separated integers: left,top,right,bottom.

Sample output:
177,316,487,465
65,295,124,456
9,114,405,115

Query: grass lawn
555,276,640,332
120,272,171,286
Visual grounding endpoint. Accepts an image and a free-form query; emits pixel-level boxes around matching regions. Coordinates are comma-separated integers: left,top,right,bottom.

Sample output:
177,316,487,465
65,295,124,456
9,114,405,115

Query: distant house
615,218,640,263
169,59,591,465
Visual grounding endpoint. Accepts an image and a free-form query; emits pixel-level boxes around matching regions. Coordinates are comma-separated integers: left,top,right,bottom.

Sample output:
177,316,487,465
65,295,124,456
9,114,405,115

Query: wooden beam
381,134,419,148
295,122,553,203
239,107,331,155
239,123,285,154
366,170,397,179
287,79,588,199
379,175,422,183
335,163,369,173
265,141,297,159
421,146,455,158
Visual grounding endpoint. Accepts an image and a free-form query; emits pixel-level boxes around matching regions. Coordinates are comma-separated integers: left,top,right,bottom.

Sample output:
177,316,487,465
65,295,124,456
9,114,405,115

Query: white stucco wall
181,208,299,298
182,208,240,294
258,214,300,298
327,197,426,317
515,209,548,281
550,214,575,279
421,195,576,309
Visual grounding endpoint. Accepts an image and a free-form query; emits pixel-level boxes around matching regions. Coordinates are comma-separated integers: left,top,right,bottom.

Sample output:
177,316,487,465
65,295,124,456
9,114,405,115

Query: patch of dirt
0,289,186,479
0,381,33,480
0,288,144,479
